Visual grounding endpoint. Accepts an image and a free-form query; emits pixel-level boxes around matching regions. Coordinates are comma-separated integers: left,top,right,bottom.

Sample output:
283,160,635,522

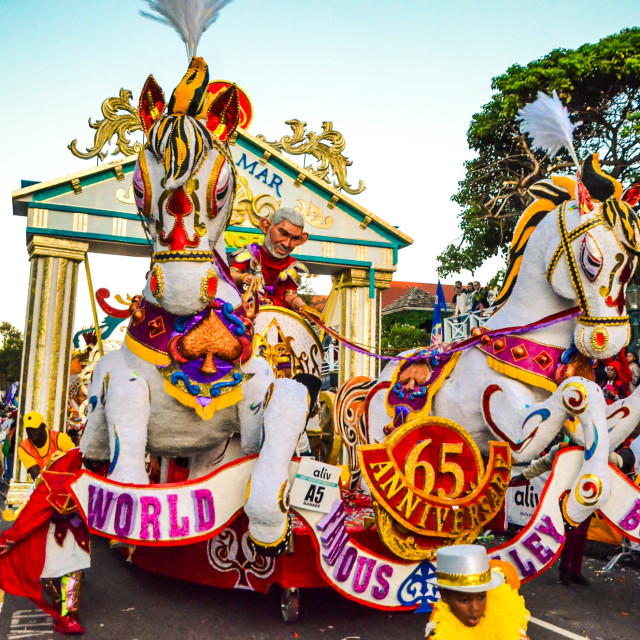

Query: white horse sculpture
359,156,640,526
80,58,311,555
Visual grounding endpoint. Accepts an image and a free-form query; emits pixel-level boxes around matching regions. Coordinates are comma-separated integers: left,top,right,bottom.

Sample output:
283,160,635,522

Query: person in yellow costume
425,545,530,640
18,411,75,481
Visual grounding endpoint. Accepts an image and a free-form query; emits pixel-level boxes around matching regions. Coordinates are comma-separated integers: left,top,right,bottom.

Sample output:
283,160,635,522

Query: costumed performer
66,376,88,446
18,410,75,480
0,448,90,634
425,544,529,640
230,207,318,314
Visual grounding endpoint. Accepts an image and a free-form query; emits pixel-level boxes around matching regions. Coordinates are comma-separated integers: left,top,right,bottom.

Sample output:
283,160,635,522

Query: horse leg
558,380,611,525
79,359,110,467
237,358,276,455
188,359,276,479
244,378,308,555
102,369,151,485
483,377,610,522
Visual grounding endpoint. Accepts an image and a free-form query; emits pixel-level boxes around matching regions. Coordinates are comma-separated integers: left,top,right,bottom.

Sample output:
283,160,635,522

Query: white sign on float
506,468,548,527
290,458,341,513
69,459,262,545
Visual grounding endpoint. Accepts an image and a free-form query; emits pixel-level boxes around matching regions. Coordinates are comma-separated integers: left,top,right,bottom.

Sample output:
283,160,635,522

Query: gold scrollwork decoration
231,175,281,226
294,199,334,230
257,120,365,195
68,89,144,161
115,184,135,205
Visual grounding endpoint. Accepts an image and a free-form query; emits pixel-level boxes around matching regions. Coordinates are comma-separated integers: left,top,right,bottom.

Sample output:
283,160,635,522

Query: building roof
381,287,436,316
382,281,457,309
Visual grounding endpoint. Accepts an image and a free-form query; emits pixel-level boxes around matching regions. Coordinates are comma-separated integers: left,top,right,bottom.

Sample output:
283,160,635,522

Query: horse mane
494,176,573,306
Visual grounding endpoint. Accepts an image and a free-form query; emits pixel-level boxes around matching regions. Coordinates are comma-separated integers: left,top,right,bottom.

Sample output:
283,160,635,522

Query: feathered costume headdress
141,0,234,60
138,0,240,189
517,90,582,206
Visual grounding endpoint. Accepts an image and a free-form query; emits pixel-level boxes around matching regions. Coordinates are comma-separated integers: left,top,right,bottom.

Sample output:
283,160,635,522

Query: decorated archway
9,95,411,502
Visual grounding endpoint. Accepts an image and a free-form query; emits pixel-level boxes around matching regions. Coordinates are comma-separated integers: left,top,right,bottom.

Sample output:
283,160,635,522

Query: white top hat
435,544,504,593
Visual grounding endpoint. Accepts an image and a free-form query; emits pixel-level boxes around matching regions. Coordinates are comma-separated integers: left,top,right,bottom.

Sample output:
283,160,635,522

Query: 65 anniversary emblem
357,417,511,560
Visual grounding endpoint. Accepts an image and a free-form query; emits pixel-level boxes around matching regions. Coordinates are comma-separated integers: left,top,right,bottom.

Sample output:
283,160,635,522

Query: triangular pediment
12,129,411,273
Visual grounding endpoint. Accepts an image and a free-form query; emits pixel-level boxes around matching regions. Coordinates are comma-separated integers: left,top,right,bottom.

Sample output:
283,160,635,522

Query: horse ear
139,75,166,135
581,153,623,202
206,83,241,141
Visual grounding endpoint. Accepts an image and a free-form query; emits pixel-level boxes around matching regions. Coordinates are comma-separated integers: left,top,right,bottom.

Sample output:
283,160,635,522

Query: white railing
443,307,496,342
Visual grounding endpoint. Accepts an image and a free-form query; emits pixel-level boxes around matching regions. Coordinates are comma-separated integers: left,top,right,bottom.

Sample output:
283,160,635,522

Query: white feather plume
141,0,234,59
517,90,581,169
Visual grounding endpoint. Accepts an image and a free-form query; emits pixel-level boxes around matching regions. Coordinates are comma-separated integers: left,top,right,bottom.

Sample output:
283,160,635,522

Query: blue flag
430,280,448,345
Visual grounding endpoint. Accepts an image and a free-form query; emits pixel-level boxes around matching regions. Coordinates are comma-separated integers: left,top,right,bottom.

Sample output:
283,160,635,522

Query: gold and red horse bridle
546,202,633,328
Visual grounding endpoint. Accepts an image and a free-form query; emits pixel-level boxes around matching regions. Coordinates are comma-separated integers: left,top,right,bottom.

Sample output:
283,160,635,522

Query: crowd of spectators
451,280,494,322
0,405,17,485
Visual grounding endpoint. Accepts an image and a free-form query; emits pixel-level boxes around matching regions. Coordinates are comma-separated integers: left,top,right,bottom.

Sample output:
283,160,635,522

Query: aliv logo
514,484,539,508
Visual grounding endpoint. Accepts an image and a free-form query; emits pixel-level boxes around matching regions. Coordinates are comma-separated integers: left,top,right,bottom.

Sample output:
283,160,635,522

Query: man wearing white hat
425,544,529,640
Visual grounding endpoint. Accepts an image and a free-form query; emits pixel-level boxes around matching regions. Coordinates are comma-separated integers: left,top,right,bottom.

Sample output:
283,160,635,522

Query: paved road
0,532,638,640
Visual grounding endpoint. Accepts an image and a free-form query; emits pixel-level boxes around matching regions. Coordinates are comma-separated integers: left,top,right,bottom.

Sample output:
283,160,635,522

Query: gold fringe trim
125,332,171,366
485,356,557,393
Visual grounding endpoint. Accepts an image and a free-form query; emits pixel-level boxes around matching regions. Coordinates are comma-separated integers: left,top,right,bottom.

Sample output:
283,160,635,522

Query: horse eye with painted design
580,233,602,282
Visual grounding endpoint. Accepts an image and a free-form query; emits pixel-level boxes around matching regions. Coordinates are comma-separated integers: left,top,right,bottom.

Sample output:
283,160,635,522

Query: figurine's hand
242,274,254,287
0,540,15,556
300,304,323,322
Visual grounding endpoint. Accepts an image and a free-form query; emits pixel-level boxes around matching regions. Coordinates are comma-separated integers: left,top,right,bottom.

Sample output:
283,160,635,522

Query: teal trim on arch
294,255,372,268
29,202,141,221
307,233,396,249
225,225,398,249
226,225,263,234
26,227,149,246
32,163,135,202
222,245,372,269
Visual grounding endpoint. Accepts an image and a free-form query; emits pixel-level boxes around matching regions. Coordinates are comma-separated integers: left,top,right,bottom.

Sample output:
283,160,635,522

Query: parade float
8,0,640,624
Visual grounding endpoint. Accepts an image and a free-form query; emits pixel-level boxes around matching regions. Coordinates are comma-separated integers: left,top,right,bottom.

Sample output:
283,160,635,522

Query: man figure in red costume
0,448,89,634
230,207,312,312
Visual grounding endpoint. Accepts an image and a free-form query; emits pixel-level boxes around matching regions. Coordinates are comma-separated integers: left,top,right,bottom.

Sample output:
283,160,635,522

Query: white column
7,236,88,505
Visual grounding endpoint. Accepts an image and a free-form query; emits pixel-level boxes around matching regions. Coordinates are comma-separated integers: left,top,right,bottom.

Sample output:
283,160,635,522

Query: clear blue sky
1,0,637,332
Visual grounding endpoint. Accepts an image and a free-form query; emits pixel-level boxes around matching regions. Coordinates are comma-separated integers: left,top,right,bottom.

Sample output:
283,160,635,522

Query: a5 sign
289,458,342,513
358,417,511,561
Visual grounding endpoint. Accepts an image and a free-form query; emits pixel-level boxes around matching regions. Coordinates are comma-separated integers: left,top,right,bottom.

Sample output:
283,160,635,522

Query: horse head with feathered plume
81,0,315,556
346,91,640,541
495,92,640,360
134,0,243,316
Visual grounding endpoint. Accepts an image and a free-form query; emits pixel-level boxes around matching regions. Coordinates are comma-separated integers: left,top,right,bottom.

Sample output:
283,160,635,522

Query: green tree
0,322,23,389
381,311,431,355
438,28,640,277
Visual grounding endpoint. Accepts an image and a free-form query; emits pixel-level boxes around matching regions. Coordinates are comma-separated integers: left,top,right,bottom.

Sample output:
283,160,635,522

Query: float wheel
280,587,300,622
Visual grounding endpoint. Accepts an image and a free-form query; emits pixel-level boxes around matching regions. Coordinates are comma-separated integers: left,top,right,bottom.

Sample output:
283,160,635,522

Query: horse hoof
81,458,110,476
248,523,291,557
